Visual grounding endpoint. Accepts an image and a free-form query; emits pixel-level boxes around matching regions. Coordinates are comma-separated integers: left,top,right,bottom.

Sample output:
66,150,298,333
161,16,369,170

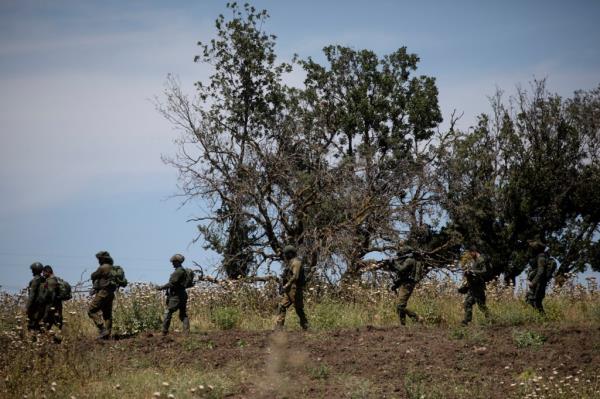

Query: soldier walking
156,254,190,335
275,245,309,330
459,245,490,326
88,251,117,339
39,265,64,332
525,237,556,314
26,262,45,331
384,248,426,325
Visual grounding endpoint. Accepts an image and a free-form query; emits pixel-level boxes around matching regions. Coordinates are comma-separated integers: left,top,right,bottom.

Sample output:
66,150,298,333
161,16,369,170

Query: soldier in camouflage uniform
39,265,63,332
275,245,308,330
157,254,190,335
26,262,45,331
88,251,116,339
459,245,490,326
384,248,426,325
525,238,556,314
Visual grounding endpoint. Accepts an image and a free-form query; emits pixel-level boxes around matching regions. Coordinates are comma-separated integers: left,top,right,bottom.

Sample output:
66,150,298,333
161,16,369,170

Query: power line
0,251,176,263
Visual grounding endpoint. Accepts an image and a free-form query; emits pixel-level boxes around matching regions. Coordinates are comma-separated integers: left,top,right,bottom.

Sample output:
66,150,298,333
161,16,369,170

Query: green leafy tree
300,45,444,279
437,81,600,281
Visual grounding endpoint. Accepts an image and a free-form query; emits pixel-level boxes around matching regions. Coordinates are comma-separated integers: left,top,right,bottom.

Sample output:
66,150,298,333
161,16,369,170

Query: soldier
88,251,116,339
275,245,308,330
525,237,556,314
459,245,491,326
156,254,190,335
39,265,63,332
385,248,426,326
26,262,45,331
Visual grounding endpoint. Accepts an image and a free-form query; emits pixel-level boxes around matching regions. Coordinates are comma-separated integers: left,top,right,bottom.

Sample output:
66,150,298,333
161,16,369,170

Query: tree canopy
159,3,600,282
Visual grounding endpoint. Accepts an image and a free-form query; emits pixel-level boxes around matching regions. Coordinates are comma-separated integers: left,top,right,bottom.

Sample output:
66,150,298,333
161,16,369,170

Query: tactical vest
282,258,306,286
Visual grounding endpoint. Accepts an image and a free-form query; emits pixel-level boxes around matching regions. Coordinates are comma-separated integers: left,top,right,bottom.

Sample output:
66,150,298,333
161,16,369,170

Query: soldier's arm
394,258,414,274
283,259,302,290
291,259,302,284
47,278,58,303
470,257,487,277
159,269,182,290
26,278,40,310
91,266,102,281
530,256,545,286
527,264,537,281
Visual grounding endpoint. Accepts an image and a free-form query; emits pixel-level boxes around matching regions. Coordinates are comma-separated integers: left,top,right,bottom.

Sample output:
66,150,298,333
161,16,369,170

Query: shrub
210,306,240,330
512,329,547,348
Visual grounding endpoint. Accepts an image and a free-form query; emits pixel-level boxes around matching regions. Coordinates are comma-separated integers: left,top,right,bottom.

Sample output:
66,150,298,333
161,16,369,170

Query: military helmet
527,234,545,249
397,244,413,255
95,250,111,260
283,245,297,256
30,262,43,274
170,253,185,263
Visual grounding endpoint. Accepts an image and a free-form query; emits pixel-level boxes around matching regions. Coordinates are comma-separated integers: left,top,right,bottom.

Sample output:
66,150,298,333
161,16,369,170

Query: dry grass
1,276,598,398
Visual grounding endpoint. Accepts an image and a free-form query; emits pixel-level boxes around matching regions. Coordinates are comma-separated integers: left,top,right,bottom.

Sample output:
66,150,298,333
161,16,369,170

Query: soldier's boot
461,309,473,326
538,302,546,314
96,326,109,340
162,311,172,336
397,305,407,326
90,312,107,339
298,313,309,331
406,310,422,323
275,305,286,330
182,317,190,334
480,305,491,320
103,319,112,339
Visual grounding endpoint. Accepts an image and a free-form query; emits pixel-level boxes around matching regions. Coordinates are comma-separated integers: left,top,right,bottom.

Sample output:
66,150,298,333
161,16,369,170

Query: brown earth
93,324,600,398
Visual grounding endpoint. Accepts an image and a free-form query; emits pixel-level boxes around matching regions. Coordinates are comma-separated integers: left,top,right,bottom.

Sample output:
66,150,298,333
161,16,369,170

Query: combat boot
97,327,110,340
182,317,190,334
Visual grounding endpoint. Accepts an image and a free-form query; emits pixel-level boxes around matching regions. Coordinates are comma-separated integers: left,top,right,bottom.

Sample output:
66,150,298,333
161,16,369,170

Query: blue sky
1,0,599,291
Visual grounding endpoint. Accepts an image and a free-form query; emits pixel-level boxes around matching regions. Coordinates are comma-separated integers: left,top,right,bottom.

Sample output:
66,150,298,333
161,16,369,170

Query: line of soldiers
383,237,557,327
25,238,555,338
24,246,309,339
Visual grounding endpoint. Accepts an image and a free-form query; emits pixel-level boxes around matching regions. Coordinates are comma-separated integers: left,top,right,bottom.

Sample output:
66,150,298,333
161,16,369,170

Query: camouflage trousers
26,305,44,331
88,289,115,333
396,282,419,325
526,280,549,313
43,301,63,331
276,287,308,330
163,294,189,334
462,284,489,325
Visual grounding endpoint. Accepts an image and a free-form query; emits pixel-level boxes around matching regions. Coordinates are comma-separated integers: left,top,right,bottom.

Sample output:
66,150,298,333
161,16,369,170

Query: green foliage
512,329,547,348
414,298,444,325
449,327,487,345
112,289,163,335
210,306,241,330
308,364,330,380
439,81,600,279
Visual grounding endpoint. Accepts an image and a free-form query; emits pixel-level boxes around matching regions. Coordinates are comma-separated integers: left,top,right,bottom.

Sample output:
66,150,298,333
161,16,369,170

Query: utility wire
0,251,174,263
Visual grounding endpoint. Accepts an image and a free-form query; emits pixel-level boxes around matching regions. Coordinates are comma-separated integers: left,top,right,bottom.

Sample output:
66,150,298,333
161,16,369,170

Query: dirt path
98,324,600,398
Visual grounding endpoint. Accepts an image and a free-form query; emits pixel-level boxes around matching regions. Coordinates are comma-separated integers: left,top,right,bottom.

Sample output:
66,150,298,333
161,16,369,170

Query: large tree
299,45,444,279
159,3,339,278
437,81,600,281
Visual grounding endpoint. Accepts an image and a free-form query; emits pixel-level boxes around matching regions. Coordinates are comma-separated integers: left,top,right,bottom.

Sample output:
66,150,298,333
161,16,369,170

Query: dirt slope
96,324,600,398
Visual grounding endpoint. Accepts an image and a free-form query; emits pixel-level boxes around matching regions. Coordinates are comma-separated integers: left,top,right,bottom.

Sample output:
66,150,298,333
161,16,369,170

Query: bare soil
90,323,600,398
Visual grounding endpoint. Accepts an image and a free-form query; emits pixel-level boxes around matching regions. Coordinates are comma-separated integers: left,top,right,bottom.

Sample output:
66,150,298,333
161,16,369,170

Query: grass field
1,277,599,398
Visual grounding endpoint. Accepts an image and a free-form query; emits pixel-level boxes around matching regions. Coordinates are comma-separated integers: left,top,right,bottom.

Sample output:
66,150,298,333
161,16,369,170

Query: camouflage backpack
56,277,72,301
183,268,195,288
111,265,128,288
